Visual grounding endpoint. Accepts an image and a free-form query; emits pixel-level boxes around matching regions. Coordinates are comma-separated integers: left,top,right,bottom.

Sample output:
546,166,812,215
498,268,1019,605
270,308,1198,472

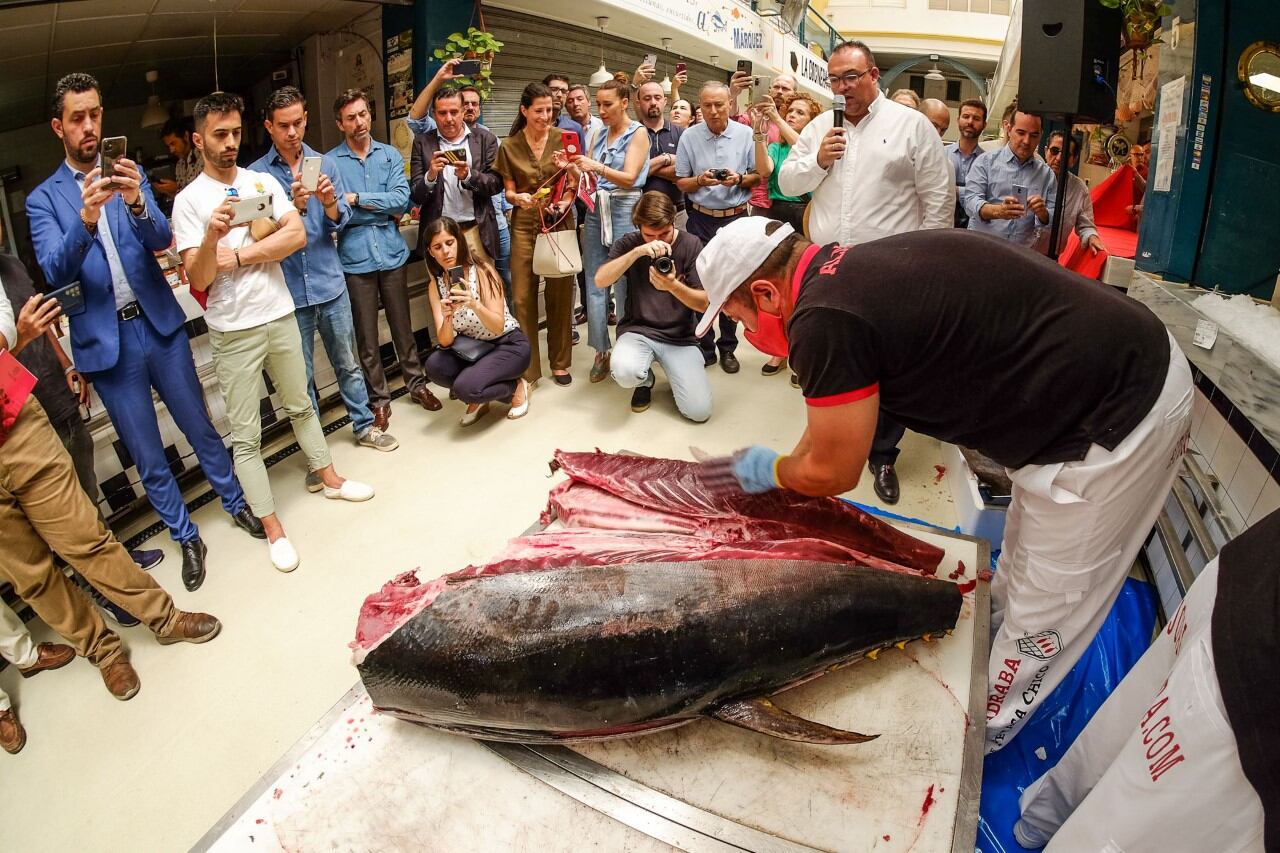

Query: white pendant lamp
589,17,612,86
141,70,167,128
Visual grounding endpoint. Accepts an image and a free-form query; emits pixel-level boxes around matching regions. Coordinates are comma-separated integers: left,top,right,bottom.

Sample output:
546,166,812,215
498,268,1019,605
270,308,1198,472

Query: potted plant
432,27,504,100
1098,0,1172,53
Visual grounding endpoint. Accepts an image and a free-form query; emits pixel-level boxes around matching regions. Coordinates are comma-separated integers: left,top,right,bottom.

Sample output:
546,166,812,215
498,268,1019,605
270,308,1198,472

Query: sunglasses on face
1047,146,1062,155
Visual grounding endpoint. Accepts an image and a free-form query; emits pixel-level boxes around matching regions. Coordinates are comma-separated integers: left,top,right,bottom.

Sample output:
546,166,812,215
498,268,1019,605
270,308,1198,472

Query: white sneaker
269,537,299,572
323,479,375,502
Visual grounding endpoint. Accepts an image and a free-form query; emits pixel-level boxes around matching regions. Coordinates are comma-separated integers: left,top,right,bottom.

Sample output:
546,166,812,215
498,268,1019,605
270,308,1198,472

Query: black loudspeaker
1019,0,1122,122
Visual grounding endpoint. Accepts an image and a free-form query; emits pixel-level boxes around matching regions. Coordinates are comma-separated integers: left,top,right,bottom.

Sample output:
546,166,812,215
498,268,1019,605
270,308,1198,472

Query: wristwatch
753,132,764,142
352,193,360,207
127,198,146,216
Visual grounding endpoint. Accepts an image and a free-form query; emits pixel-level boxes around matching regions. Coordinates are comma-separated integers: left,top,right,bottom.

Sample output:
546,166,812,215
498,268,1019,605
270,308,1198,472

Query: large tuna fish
354,557,962,744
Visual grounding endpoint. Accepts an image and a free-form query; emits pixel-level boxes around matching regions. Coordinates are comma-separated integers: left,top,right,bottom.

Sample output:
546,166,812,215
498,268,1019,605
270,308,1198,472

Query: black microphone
832,94,846,128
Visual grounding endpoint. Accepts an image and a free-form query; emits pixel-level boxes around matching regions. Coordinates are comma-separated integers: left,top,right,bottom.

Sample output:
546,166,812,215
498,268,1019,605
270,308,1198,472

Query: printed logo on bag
1016,630,1062,661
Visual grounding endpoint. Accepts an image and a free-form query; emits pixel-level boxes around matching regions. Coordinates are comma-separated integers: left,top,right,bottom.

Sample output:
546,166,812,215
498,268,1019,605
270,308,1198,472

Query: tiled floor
0,340,956,851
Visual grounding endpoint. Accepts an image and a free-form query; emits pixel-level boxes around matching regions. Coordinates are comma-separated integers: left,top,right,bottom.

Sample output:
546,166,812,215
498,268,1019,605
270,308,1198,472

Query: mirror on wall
1238,41,1280,113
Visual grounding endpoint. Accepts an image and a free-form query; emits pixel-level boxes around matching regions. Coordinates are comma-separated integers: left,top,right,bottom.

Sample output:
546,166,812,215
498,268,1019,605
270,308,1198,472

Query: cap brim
695,294,730,338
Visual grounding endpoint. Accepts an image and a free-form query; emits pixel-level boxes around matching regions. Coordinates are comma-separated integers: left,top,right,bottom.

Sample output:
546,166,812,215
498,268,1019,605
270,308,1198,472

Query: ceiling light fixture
589,17,613,87
141,69,167,128
925,53,946,82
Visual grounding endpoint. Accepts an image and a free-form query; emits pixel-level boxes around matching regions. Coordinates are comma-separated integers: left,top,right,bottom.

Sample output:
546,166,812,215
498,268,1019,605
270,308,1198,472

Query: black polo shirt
610,229,704,346
786,230,1172,469
643,120,684,210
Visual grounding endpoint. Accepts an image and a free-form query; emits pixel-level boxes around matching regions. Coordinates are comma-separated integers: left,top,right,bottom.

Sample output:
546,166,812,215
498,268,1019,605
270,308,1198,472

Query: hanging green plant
1097,0,1172,54
432,27,505,100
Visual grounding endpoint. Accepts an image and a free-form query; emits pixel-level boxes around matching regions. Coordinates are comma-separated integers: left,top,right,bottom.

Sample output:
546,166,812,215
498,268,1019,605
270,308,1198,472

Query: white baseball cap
694,217,795,337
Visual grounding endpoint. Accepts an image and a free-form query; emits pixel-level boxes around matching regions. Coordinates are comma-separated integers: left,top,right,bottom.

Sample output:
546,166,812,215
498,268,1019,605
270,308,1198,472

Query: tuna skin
356,559,962,742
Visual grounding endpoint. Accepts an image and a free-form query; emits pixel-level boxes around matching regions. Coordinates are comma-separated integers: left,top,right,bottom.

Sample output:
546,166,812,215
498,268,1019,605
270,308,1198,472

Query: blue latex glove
730,445,782,494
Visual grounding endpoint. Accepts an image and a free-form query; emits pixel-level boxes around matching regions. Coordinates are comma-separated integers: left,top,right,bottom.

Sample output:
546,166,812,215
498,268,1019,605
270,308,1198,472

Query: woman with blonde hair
423,217,531,425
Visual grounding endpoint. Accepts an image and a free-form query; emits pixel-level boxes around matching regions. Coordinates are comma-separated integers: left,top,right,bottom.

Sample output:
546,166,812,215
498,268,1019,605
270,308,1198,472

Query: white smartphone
228,194,273,226
1012,184,1028,207
300,156,322,192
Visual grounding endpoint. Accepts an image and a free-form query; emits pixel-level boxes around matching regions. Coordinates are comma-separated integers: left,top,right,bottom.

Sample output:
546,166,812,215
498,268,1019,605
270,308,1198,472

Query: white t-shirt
172,168,298,333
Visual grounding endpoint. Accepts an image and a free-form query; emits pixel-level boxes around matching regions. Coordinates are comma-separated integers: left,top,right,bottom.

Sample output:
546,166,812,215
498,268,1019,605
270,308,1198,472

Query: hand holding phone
228,194,274,226
300,156,322,192
100,136,127,188
643,54,657,70
675,62,687,76
454,58,483,77
46,282,86,317
560,130,582,157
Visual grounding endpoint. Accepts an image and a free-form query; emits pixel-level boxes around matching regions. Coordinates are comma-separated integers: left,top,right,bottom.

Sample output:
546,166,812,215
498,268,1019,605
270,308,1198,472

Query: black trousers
685,207,743,357
869,410,906,467
424,330,532,404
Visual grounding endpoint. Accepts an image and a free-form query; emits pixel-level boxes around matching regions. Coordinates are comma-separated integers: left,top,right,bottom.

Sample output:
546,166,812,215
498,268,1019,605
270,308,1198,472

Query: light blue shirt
71,164,139,310
591,121,649,193
675,120,755,210
944,142,982,188
405,115,437,136
963,145,1057,248
329,139,411,274
248,144,352,308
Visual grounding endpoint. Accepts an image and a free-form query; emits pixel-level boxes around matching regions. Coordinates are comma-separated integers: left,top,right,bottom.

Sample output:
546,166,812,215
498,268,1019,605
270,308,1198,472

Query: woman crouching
424,217,531,425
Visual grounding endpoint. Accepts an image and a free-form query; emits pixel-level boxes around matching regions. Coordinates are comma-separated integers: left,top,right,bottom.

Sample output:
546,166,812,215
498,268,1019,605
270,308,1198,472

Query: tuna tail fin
709,698,879,745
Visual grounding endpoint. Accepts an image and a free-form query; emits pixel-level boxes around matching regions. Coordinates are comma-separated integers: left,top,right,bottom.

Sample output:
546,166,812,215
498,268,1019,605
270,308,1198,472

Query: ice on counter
1191,291,1280,367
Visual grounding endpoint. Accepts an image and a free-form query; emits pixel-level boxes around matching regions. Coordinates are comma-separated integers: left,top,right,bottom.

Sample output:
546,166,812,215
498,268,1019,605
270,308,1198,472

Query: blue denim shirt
249,143,352,308
329,139,411,274
962,145,1056,248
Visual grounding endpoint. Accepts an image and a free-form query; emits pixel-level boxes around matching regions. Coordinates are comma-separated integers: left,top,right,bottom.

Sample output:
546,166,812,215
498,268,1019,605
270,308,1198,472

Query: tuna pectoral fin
709,698,879,745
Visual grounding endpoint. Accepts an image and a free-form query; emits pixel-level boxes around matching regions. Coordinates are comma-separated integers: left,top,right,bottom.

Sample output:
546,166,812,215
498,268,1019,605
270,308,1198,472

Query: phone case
229,195,273,226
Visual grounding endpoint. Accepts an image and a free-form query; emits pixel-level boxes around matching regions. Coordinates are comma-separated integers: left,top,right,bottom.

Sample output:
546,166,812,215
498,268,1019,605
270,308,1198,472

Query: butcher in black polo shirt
696,218,1194,754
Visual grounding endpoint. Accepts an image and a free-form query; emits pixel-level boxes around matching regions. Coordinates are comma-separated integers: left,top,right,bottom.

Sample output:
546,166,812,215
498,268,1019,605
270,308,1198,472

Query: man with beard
636,81,686,227
249,86,402,461
330,88,441,430
944,99,987,228
28,73,263,592
543,73,584,140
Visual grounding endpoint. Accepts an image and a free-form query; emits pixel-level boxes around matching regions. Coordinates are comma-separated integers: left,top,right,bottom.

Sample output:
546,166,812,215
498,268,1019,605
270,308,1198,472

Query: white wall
825,0,1008,63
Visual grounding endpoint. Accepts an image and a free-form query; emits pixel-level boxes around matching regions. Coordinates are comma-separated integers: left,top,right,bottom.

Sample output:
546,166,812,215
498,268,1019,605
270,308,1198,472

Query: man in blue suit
28,73,265,592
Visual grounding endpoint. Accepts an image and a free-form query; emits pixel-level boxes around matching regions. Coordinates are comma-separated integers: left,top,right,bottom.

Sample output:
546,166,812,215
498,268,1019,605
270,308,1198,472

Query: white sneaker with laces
269,537,299,572
323,479,375,502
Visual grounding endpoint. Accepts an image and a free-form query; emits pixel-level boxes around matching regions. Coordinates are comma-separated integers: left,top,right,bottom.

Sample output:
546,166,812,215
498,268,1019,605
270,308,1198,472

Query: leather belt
691,202,749,219
117,302,143,322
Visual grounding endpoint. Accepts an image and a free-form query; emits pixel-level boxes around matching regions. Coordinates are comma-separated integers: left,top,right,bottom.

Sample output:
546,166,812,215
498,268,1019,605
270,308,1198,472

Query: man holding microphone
777,40,952,506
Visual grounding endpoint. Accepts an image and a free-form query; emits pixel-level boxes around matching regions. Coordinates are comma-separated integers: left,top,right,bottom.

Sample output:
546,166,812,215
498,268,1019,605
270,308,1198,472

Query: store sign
773,31,832,102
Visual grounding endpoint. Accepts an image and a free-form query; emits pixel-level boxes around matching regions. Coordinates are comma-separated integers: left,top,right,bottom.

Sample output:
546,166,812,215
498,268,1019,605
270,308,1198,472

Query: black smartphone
47,281,86,317
454,58,483,77
736,60,753,77
101,136,127,186
441,148,467,165
446,266,466,291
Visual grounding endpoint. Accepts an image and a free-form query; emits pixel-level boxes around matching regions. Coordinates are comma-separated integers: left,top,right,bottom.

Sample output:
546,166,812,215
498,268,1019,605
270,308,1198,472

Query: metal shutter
485,8,725,138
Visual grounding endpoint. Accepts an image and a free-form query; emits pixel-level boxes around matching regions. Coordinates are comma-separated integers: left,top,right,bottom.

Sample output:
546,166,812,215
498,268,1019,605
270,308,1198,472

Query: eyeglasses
824,69,871,87
1047,146,1062,155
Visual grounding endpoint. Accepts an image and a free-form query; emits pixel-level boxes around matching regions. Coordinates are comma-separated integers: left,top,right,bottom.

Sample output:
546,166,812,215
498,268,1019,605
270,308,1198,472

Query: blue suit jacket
28,164,183,374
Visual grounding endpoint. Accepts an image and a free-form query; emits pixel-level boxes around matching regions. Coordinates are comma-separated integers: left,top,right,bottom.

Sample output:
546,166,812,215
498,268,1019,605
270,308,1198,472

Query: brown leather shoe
0,708,25,754
410,386,442,411
156,611,222,645
18,642,75,679
101,658,140,701
371,403,391,431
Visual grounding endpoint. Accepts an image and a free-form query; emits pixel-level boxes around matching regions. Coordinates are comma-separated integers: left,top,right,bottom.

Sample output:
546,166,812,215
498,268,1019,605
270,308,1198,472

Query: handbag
532,228,582,276
448,334,497,363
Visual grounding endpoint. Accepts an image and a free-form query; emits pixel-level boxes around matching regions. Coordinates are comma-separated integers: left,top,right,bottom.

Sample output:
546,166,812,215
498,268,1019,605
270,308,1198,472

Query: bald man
921,99,950,137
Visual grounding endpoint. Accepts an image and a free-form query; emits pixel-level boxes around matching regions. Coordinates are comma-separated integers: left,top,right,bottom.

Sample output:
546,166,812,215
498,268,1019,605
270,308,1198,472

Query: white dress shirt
437,126,474,224
778,93,953,245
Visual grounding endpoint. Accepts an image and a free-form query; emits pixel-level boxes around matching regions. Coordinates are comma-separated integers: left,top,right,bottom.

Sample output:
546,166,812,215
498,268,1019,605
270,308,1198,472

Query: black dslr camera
710,168,730,181
653,256,675,275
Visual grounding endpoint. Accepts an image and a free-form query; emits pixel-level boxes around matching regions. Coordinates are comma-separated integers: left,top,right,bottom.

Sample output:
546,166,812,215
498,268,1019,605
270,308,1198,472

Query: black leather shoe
719,353,740,374
869,462,900,505
180,538,208,592
231,507,266,539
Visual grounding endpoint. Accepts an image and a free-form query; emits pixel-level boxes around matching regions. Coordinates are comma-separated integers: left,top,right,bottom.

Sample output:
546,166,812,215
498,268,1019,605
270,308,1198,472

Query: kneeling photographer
423,217,531,426
593,192,712,422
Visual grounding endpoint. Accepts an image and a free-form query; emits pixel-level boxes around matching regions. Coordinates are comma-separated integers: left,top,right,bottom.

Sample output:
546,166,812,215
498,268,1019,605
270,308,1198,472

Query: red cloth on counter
1059,164,1140,279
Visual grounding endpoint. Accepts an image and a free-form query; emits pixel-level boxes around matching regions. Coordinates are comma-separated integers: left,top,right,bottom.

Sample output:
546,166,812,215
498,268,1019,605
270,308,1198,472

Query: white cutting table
195,522,989,853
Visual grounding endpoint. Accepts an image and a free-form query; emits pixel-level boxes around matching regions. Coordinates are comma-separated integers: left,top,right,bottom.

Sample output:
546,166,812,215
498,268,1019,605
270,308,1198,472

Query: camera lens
654,256,674,275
